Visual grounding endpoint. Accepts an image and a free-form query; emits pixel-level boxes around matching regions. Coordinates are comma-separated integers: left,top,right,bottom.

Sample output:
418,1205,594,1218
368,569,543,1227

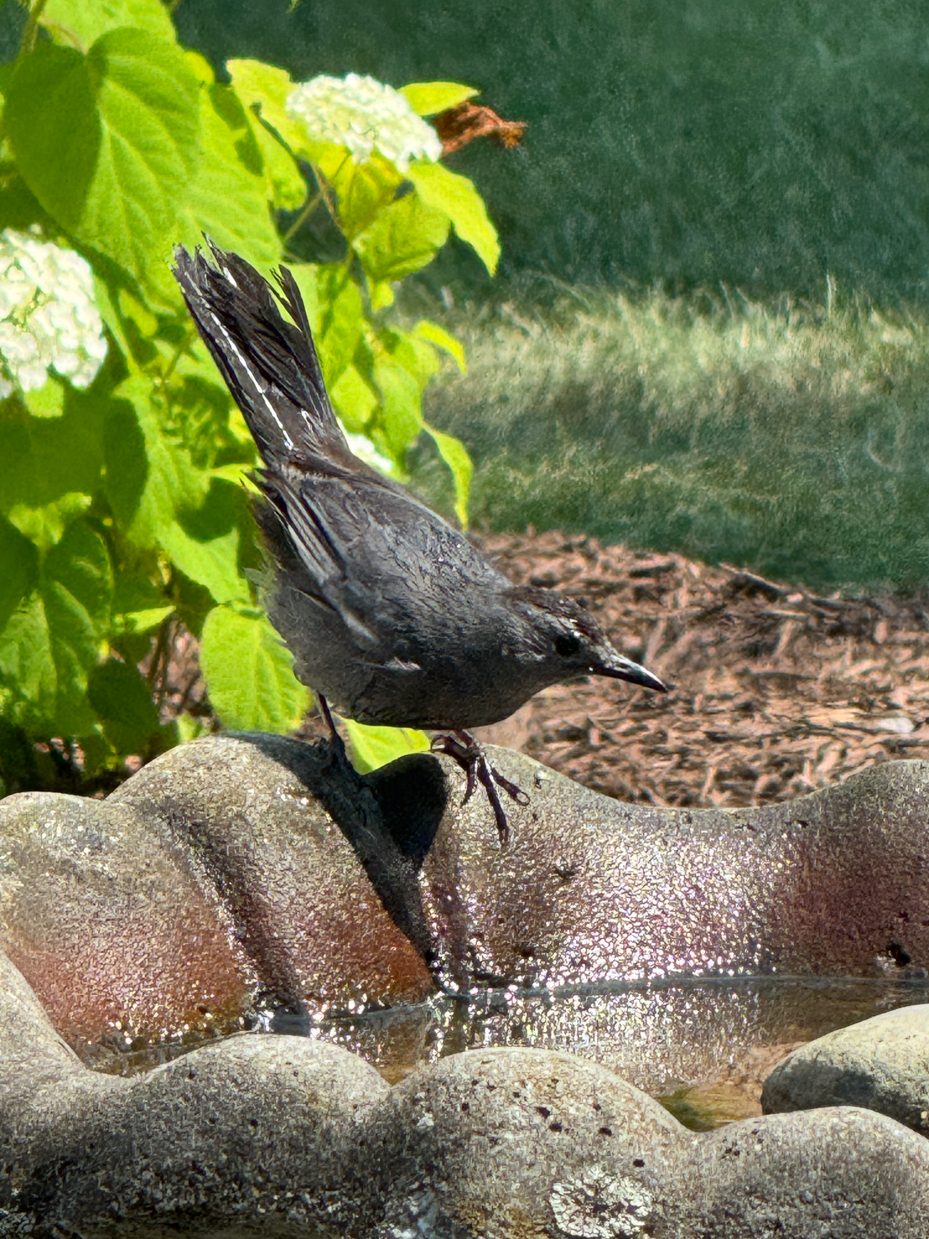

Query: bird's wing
261,462,508,638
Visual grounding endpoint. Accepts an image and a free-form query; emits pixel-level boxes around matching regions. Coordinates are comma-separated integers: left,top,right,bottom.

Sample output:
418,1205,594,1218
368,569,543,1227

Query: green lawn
418,285,929,594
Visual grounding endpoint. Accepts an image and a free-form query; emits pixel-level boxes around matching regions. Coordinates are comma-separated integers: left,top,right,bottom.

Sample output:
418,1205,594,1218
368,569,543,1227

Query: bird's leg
430,729,530,846
317,693,350,768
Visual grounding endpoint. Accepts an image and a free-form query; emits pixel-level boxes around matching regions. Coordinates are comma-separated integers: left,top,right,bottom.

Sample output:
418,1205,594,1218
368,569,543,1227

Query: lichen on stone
550,1165,655,1237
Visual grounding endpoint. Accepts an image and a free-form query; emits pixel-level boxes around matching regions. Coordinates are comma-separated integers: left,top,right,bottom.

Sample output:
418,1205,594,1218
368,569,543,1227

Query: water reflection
300,976,928,1089
89,975,929,1127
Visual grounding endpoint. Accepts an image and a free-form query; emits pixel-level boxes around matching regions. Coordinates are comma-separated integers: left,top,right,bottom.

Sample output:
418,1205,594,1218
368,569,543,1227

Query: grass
178,0,929,304
414,283,929,595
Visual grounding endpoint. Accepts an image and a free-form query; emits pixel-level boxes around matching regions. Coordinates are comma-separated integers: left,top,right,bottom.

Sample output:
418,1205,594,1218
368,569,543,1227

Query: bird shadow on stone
242,735,449,975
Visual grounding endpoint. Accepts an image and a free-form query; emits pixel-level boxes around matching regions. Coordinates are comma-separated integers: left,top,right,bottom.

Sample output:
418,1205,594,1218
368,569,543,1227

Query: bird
173,241,666,842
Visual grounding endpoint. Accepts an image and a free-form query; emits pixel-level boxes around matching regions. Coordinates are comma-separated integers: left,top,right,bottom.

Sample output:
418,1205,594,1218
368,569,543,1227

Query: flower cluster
0,229,107,399
286,73,443,173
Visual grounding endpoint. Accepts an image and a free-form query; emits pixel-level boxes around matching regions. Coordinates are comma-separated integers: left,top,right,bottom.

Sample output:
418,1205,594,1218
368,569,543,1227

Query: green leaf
7,492,92,551
406,162,500,275
413,320,467,373
353,192,449,282
0,386,105,517
0,518,113,734
326,154,402,239
106,387,250,603
0,593,58,727
6,30,200,287
0,518,38,632
330,364,377,433
45,517,112,637
226,58,308,153
161,519,245,606
117,286,158,338
92,274,133,361
23,376,66,419
176,713,209,745
42,0,176,48
113,573,174,635
372,353,423,458
316,266,363,388
390,332,440,384
399,81,479,117
5,44,96,231
368,280,395,311
344,718,430,773
184,50,215,85
87,657,160,754
170,82,282,285
250,114,306,210
222,67,306,211
200,605,310,732
424,423,472,529
104,375,214,544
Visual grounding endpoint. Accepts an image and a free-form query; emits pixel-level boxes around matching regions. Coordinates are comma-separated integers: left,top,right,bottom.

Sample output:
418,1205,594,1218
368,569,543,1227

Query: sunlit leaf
316,265,363,387
330,363,378,433
7,30,200,287
424,423,473,528
353,192,449,282
344,718,430,773
0,517,112,734
42,0,176,48
200,604,310,731
399,81,479,117
171,82,282,285
226,58,308,153
372,352,423,457
23,376,66,419
406,161,500,275
250,114,307,210
413,319,467,372
325,153,401,239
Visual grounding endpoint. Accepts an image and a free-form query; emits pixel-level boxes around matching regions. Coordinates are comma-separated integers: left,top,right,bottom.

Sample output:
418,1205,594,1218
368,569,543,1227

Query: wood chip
476,531,929,807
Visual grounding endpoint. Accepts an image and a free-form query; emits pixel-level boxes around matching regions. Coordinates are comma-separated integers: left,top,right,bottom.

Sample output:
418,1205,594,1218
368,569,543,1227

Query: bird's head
511,588,667,693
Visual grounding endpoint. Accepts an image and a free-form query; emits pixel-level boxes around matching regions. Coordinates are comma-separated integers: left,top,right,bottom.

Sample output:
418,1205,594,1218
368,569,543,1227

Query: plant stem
19,0,48,58
282,191,323,245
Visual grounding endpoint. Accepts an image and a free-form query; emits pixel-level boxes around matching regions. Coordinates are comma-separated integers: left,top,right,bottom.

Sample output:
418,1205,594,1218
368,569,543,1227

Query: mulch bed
473,531,929,808
165,531,929,809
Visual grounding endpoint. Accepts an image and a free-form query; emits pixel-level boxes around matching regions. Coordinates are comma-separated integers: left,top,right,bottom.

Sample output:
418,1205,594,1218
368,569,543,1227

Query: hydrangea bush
0,229,107,397
286,73,444,171
0,0,502,792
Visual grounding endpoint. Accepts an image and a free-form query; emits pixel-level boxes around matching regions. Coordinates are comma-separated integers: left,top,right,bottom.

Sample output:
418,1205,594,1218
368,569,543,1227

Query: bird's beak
595,650,667,693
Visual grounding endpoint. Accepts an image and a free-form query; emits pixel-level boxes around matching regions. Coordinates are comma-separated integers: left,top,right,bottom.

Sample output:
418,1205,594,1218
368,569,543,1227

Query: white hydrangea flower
340,424,394,475
0,228,107,400
286,73,443,173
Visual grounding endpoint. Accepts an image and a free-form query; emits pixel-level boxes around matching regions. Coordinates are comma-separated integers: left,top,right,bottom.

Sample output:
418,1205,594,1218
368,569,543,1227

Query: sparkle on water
87,975,929,1130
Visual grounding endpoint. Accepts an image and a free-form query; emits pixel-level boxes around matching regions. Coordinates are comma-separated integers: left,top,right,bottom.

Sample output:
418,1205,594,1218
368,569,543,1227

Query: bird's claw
431,730,528,845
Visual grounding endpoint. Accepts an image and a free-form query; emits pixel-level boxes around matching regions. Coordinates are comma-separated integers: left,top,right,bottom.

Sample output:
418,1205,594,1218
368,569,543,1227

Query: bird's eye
554,633,581,658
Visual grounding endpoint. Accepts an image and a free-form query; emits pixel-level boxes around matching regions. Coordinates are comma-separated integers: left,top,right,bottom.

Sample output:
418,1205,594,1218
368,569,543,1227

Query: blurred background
169,0,929,594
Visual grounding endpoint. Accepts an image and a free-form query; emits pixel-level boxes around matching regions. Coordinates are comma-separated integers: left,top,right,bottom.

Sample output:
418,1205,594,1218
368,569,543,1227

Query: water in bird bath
85,974,929,1130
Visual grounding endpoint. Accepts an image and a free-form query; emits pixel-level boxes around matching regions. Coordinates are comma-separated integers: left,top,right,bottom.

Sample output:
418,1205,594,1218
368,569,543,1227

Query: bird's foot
430,729,529,846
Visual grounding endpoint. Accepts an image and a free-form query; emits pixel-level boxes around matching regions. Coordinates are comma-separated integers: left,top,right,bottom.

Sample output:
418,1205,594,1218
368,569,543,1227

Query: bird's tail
172,240,349,467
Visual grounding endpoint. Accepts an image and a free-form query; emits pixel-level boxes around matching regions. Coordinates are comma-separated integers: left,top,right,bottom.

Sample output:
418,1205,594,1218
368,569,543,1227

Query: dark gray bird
173,242,666,841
